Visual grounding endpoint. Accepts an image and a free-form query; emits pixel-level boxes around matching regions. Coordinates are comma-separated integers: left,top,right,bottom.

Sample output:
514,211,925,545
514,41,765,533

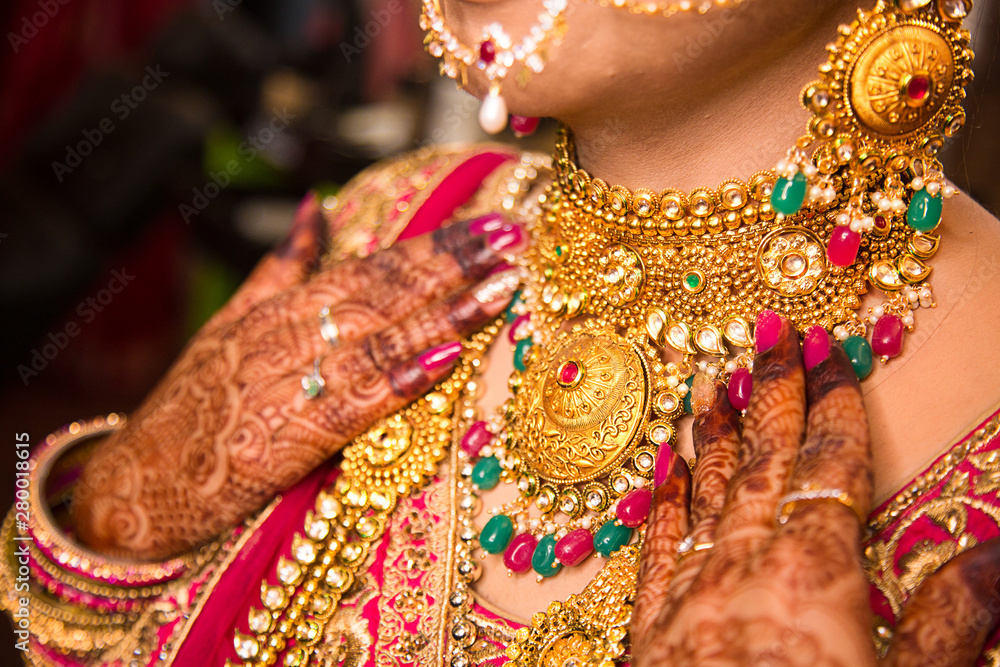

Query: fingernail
755,309,782,353
419,341,463,372
691,372,717,416
472,268,521,308
802,325,831,370
654,445,675,488
488,225,525,252
468,213,507,235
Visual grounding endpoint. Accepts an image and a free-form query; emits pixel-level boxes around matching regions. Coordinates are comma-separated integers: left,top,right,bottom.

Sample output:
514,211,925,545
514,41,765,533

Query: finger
207,193,325,331
357,269,520,372
782,326,872,536
305,219,525,342
713,310,805,545
631,448,691,655
883,538,1000,667
275,341,465,455
668,373,740,600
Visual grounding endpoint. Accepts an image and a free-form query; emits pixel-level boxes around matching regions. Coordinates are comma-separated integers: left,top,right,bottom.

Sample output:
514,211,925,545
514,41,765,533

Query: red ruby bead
510,115,540,137
906,75,930,101
509,314,531,344
503,533,537,573
559,361,580,385
616,488,652,528
871,314,904,359
461,421,493,457
727,367,753,412
479,40,496,65
554,529,594,567
874,214,888,231
827,227,862,267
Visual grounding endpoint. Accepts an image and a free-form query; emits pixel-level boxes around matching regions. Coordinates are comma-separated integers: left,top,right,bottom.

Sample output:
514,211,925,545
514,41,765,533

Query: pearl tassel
479,86,508,135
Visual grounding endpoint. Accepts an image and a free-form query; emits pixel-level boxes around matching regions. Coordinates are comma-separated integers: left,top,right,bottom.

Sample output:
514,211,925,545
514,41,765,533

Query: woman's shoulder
319,143,549,262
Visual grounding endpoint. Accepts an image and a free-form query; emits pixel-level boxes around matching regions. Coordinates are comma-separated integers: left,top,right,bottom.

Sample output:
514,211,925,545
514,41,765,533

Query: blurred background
0,0,997,660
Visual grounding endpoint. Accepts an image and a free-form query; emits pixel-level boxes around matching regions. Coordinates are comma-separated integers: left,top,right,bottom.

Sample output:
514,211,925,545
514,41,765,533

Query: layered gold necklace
449,2,975,663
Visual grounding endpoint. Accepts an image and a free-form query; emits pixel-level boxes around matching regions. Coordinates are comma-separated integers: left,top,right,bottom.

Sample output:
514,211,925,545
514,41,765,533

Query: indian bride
5,0,1000,664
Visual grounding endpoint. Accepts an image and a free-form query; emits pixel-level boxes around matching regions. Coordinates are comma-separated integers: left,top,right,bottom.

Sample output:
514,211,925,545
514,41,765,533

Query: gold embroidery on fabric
315,570,377,667
864,413,1000,616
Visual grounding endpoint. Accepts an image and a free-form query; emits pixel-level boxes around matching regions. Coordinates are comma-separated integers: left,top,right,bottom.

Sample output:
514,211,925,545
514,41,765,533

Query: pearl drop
892,199,906,213
912,177,925,190
926,181,941,196
920,287,932,298
810,185,823,200
850,219,864,233
724,360,738,373
878,199,892,212
902,315,914,326
802,164,819,178
874,305,885,317
871,192,883,203
707,366,720,377
943,185,957,198
634,477,645,489
833,325,848,341
836,212,850,226
581,517,592,529
869,315,879,324
478,89,508,135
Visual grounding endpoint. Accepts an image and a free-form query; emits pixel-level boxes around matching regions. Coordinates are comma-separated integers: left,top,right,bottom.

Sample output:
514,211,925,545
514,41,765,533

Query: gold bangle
28,414,198,586
676,535,714,561
775,488,865,526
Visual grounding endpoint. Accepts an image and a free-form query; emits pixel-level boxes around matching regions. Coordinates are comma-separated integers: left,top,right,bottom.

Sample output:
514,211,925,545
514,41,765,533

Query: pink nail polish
653,445,675,488
417,341,462,373
488,225,525,252
468,213,506,235
755,310,782,353
802,325,831,371
419,341,463,372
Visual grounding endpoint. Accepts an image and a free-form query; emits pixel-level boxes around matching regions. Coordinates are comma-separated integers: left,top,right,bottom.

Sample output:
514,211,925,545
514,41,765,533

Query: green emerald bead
906,188,943,232
771,172,808,216
843,335,874,380
505,291,524,322
683,375,695,415
513,338,534,372
532,534,562,578
480,515,514,554
472,456,502,490
594,520,632,558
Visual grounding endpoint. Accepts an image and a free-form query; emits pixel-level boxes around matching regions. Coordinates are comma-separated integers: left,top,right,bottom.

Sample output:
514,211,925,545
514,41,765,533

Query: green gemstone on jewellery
513,338,534,372
843,335,874,380
771,172,808,216
594,520,632,558
683,375,695,415
505,291,524,322
682,270,705,294
480,515,514,554
906,188,943,232
472,456,502,490
532,534,562,578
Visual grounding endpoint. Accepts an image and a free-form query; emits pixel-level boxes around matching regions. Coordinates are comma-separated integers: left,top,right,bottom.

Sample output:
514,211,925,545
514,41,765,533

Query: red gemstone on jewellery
509,115,540,137
871,314,904,359
503,533,537,573
509,314,531,344
616,488,652,528
461,421,492,457
906,76,930,101
728,368,753,412
874,214,888,231
827,227,862,267
555,529,594,567
559,361,580,385
479,40,496,65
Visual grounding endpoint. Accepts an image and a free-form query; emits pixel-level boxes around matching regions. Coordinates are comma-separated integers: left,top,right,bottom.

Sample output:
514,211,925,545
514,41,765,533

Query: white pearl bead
833,325,848,340
911,176,925,190
634,477,645,489
902,315,915,326
874,305,885,317
943,185,957,198
850,219,864,233
707,366,720,377
869,315,879,324
478,89,508,135
810,185,823,200
725,360,738,373
878,198,892,212
836,212,850,226
926,181,941,196
892,199,906,213
581,517,592,529
803,164,819,179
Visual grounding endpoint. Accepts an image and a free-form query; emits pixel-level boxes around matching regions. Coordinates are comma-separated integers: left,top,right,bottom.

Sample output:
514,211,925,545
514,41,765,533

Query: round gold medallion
849,23,954,138
757,227,827,297
510,330,649,484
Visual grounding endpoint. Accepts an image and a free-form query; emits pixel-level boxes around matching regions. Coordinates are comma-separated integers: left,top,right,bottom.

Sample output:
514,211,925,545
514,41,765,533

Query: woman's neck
564,3,856,192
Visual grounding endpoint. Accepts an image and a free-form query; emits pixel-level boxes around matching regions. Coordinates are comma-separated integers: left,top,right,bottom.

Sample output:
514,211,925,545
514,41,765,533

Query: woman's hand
72,200,525,560
631,313,1000,666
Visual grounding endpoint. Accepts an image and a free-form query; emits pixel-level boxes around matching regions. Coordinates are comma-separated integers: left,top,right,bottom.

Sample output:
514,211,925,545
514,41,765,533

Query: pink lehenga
4,145,1000,667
